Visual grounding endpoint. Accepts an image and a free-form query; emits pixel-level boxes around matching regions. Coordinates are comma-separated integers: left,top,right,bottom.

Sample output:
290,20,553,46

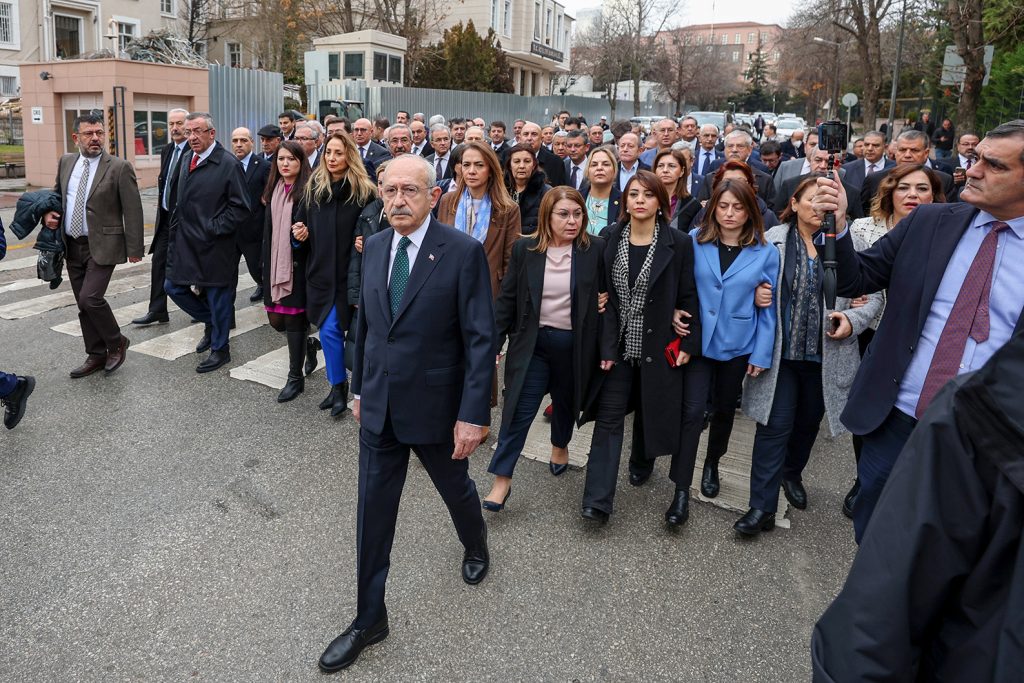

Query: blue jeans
748,359,825,513
853,408,917,543
488,327,574,478
164,280,234,352
319,305,346,385
934,148,952,159
0,371,16,397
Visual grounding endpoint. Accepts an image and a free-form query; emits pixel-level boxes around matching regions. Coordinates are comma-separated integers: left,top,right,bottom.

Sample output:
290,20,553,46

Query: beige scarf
269,181,295,304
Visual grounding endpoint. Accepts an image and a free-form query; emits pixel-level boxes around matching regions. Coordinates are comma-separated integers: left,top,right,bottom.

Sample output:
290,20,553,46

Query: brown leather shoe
104,336,130,373
70,355,106,379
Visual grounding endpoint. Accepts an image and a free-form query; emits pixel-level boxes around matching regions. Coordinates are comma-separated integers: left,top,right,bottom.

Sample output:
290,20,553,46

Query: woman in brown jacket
437,141,522,298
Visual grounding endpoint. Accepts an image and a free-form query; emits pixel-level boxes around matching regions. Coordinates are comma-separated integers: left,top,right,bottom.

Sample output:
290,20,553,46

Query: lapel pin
428,253,435,261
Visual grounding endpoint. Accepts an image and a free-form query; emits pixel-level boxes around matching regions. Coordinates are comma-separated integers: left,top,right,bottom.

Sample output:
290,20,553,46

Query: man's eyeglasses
185,128,211,137
294,136,316,142
381,185,427,199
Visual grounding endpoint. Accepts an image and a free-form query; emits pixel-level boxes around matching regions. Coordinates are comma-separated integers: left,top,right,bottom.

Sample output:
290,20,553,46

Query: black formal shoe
2,376,35,430
318,616,390,673
304,337,321,376
581,507,609,524
131,311,169,326
734,508,776,537
700,458,721,498
319,384,340,411
197,348,231,373
782,479,808,510
195,325,212,354
248,286,263,303
69,356,106,379
549,460,568,476
842,479,860,520
462,527,489,585
482,487,511,512
629,469,651,487
104,335,130,373
331,381,350,417
665,489,690,527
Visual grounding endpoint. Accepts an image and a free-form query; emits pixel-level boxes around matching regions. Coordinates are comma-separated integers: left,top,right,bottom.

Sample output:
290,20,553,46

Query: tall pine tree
412,20,514,92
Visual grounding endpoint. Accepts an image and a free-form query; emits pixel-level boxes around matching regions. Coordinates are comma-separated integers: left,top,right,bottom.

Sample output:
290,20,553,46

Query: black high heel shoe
549,460,568,476
482,487,512,512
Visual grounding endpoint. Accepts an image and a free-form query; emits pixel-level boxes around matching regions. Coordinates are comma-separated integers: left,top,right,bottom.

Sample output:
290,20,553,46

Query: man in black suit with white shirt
229,126,268,302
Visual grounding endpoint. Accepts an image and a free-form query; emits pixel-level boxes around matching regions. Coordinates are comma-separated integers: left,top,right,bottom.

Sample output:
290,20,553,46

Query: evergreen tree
740,46,772,112
411,20,514,93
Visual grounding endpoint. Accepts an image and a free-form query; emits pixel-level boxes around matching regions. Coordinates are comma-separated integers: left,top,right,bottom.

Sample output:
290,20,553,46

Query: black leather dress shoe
248,286,263,303
734,508,775,536
700,459,721,498
628,470,651,487
318,616,389,673
2,376,35,430
131,311,169,326
665,490,690,527
195,325,212,354
781,479,808,510
581,507,609,524
197,348,231,373
842,479,860,520
462,526,489,585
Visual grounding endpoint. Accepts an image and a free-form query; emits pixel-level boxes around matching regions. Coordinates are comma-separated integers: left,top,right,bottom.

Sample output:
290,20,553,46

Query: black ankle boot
278,331,306,403
331,381,350,417
701,456,721,498
665,489,690,526
320,384,339,410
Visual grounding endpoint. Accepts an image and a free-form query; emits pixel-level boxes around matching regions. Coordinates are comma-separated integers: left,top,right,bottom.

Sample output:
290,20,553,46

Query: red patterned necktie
916,221,1009,417
189,154,199,172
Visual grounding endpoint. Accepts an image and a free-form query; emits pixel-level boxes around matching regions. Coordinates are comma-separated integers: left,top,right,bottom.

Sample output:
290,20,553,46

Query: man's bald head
230,126,254,159
520,122,542,151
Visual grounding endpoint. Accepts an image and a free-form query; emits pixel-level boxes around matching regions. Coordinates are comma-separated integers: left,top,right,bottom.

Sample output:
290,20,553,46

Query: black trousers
851,327,876,462
147,219,169,317
584,361,645,515
354,411,485,628
679,354,750,489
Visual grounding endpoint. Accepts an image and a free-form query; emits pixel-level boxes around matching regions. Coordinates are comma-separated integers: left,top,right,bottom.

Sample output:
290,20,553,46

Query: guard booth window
373,53,388,82
328,53,340,80
344,53,363,79
388,56,401,84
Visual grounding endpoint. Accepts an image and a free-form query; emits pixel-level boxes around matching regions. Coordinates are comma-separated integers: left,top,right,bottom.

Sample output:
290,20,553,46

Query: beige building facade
656,22,785,88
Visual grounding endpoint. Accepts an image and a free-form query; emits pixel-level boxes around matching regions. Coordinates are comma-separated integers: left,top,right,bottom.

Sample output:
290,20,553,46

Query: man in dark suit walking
164,112,250,374
318,154,495,672
229,127,268,302
133,108,189,326
840,130,894,193
424,124,455,183
43,112,144,377
858,129,956,215
520,121,566,186
812,119,1024,543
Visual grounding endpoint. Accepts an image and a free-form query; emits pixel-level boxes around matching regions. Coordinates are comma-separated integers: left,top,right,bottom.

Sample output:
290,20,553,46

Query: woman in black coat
295,132,376,417
581,170,702,526
503,143,551,234
260,141,313,402
482,187,605,511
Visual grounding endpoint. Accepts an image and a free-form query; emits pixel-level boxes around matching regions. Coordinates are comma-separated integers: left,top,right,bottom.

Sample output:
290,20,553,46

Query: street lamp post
813,36,843,118
885,0,909,141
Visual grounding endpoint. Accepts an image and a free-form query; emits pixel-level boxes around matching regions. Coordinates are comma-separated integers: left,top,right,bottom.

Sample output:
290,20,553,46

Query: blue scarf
453,188,492,243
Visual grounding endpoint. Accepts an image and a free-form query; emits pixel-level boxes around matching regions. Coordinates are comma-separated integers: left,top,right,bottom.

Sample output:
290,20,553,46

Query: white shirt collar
240,152,253,170
864,157,882,172
621,161,638,172
392,215,431,251
194,141,217,164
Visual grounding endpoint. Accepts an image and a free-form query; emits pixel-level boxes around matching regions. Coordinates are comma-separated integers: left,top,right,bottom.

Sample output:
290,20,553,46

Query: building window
54,14,83,59
731,50,739,62
0,75,15,96
533,1,540,39
504,0,513,37
748,32,755,44
721,34,728,45
0,2,19,48
563,29,569,55
734,33,741,44
491,0,499,31
761,31,769,42
160,0,175,16
116,20,139,52
344,52,363,78
695,34,702,46
545,8,552,43
388,55,402,83
133,110,169,156
555,13,562,47
226,42,241,68
373,52,388,81
772,50,780,62
328,52,340,79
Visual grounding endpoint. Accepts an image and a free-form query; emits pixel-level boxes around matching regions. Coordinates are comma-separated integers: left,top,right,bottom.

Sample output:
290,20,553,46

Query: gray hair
307,120,324,137
725,129,753,147
186,111,215,129
553,130,569,139
985,119,1024,163
169,107,190,118
428,114,446,127
389,123,412,139
294,121,319,140
897,129,930,148
700,123,720,135
863,130,885,142
382,153,436,187
429,124,451,138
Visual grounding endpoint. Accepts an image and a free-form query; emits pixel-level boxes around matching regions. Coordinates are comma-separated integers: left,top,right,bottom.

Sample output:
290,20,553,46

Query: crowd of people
2,104,1022,679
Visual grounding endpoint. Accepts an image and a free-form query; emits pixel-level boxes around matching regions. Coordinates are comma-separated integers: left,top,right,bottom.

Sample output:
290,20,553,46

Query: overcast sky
561,0,799,28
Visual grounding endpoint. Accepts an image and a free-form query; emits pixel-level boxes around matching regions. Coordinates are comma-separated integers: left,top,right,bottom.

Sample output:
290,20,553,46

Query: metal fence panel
208,65,284,136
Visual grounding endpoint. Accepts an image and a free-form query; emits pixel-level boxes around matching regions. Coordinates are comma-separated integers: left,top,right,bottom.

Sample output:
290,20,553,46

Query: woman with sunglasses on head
581,170,701,526
737,177,882,536
296,132,377,417
482,188,606,511
684,179,779,502
580,145,621,235
503,143,551,235
261,140,313,403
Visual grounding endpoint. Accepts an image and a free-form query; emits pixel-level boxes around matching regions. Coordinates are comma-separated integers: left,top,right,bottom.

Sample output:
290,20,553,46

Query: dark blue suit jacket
352,219,496,444
841,157,895,192
693,148,723,176
834,202,1024,435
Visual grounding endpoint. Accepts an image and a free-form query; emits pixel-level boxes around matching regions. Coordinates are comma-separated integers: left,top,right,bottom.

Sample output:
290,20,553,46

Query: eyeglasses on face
381,185,427,199
552,210,583,220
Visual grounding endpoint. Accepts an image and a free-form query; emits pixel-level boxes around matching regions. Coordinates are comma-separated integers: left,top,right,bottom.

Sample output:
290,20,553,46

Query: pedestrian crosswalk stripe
0,240,154,273
50,299,182,337
0,273,151,320
0,257,151,296
229,333,325,389
130,301,265,360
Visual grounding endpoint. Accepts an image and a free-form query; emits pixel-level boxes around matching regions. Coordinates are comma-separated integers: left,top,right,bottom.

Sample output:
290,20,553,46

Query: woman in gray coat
736,177,883,536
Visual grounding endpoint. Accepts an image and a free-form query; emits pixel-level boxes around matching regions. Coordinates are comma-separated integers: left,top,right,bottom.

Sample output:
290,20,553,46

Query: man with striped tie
318,154,495,672
43,112,144,378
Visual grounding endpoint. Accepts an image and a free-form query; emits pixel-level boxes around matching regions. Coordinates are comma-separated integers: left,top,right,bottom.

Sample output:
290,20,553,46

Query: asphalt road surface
0,191,858,681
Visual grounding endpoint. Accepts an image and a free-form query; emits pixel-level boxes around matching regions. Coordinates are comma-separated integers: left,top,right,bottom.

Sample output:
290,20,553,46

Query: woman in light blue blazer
682,179,779,500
